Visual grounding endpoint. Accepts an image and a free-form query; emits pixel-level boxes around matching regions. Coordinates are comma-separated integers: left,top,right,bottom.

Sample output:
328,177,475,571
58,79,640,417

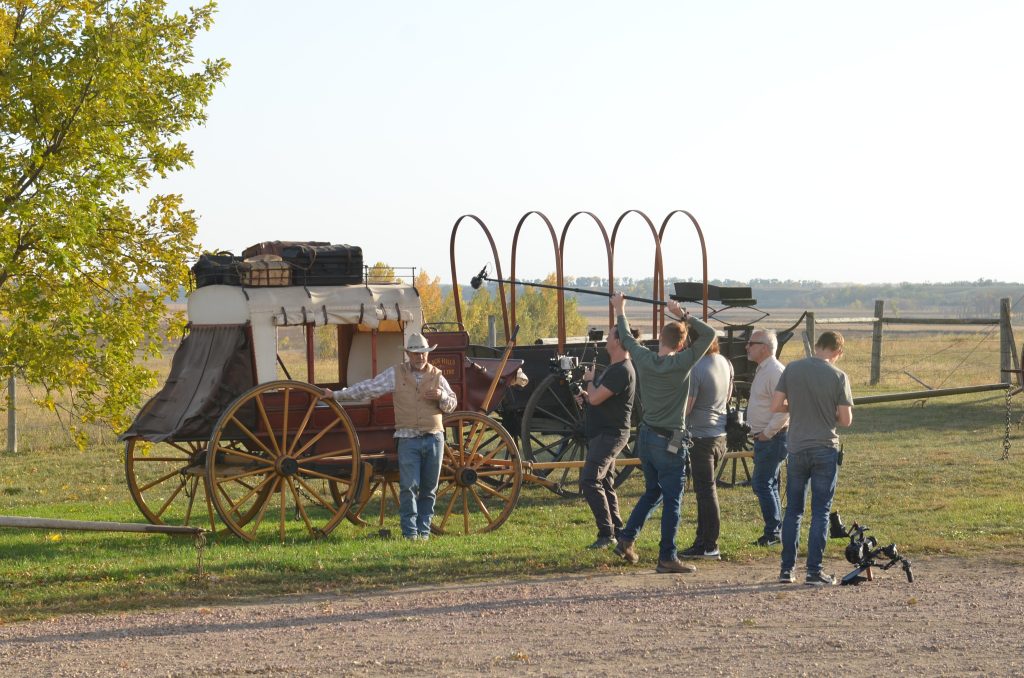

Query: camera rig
549,354,584,396
830,511,914,585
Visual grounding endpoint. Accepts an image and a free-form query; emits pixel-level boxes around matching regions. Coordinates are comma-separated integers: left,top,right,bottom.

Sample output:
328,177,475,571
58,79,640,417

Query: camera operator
612,293,716,574
771,330,853,586
575,325,636,550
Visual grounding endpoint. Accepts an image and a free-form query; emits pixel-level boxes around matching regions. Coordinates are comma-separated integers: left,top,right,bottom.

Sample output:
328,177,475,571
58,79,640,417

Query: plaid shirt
331,365,457,438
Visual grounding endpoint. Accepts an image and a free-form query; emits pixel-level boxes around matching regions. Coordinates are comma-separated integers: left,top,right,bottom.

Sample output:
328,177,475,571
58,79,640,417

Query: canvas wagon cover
120,325,254,442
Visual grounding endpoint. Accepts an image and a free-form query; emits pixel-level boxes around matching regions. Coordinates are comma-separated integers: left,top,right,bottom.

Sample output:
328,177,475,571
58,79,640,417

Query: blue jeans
780,446,840,575
397,433,444,538
751,429,789,539
620,425,687,561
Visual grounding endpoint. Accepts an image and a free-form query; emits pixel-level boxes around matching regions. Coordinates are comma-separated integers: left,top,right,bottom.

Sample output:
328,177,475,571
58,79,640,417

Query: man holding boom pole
612,293,716,573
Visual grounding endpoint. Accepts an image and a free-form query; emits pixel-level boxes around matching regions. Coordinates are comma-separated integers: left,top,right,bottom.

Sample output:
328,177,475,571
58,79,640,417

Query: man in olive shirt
612,293,716,573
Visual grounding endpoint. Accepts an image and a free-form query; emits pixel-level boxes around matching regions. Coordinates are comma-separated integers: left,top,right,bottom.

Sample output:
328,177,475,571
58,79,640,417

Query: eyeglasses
745,341,767,347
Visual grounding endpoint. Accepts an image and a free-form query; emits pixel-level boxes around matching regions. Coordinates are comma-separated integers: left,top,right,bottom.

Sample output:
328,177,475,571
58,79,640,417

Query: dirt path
0,553,1021,677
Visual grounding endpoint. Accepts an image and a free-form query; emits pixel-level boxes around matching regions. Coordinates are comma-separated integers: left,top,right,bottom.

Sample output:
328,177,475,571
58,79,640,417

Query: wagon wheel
519,371,641,498
125,439,217,529
206,380,361,542
432,411,523,535
125,438,272,533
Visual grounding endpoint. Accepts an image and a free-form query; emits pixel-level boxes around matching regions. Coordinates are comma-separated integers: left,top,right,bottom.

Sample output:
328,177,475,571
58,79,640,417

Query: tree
0,1,227,444
366,261,397,284
414,269,444,325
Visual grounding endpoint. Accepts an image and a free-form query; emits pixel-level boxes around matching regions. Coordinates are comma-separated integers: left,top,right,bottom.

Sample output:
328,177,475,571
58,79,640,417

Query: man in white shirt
744,329,790,547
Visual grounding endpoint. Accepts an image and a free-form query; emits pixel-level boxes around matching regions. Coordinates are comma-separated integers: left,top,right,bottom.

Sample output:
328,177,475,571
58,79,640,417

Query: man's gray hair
752,328,778,354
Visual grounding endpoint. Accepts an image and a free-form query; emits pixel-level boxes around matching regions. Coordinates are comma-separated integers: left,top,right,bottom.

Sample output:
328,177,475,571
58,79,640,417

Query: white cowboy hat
404,332,437,353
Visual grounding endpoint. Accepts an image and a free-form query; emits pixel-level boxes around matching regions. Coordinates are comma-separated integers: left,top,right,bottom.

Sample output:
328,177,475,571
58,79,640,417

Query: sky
155,1,1023,285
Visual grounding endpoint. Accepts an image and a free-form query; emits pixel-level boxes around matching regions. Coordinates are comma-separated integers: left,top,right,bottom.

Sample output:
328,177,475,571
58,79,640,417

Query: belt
645,424,675,438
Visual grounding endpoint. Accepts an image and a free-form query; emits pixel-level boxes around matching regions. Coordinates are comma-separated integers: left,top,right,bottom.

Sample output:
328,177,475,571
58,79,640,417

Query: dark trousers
580,431,629,538
689,435,726,549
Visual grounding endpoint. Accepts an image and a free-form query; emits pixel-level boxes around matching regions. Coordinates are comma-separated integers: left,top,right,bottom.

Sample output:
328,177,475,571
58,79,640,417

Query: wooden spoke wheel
519,371,641,498
432,411,523,535
206,380,361,542
125,438,219,530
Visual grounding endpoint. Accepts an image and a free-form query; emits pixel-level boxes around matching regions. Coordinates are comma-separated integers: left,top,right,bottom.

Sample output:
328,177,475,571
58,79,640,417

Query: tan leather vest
393,363,444,433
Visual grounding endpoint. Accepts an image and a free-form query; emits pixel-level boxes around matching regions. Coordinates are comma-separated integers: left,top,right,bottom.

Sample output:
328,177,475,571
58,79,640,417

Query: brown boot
614,538,639,564
656,557,697,574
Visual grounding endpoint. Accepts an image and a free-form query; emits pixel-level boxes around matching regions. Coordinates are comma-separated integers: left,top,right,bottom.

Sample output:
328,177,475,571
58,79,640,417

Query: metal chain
294,479,325,520
1003,387,1012,461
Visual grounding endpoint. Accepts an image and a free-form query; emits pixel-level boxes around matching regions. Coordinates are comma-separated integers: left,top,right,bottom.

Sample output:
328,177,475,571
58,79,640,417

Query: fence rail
802,298,1017,387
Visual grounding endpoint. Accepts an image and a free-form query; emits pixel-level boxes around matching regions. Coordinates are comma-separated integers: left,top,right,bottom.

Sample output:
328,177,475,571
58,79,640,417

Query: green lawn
1,328,1022,621
2,389,1022,622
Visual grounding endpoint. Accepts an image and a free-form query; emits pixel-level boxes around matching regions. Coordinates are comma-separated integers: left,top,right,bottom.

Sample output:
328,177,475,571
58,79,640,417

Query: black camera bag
285,244,363,286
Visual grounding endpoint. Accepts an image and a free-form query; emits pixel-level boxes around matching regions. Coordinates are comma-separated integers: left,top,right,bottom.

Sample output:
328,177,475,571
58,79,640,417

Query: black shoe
680,544,721,560
679,544,704,559
754,535,781,547
779,569,796,583
805,572,836,586
586,536,617,550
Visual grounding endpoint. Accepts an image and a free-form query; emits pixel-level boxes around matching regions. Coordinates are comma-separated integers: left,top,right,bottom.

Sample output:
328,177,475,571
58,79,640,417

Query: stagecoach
122,271,527,541
122,212,797,541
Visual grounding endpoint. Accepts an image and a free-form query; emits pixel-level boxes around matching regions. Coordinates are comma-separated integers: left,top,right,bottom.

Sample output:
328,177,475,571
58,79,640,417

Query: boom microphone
468,264,672,309
470,266,488,290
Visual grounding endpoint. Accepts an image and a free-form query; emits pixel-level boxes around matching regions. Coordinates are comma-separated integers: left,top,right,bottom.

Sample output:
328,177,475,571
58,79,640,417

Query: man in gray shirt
771,331,853,586
681,337,732,560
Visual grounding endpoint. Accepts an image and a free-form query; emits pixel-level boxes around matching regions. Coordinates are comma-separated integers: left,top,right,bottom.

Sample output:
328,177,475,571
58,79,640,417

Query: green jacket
616,313,716,431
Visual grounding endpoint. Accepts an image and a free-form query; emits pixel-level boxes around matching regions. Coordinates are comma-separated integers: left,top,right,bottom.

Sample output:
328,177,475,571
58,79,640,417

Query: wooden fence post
804,312,815,357
870,300,884,385
1000,298,1015,385
6,375,15,454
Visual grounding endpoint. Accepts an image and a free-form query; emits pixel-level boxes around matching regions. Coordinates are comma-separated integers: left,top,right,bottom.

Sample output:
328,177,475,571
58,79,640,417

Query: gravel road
0,553,1021,676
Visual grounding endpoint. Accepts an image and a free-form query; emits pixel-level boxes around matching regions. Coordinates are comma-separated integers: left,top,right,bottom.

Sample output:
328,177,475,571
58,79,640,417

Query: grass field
1,331,1022,622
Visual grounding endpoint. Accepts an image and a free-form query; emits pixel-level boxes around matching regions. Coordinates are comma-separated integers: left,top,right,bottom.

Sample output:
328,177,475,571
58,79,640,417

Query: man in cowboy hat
322,331,457,540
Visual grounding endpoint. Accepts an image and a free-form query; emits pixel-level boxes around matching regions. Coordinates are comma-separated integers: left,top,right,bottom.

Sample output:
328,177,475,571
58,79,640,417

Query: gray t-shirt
687,353,732,438
775,356,853,453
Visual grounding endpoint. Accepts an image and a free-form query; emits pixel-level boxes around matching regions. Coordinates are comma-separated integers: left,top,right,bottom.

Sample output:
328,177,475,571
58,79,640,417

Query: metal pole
487,315,496,348
6,375,15,454
474,272,670,308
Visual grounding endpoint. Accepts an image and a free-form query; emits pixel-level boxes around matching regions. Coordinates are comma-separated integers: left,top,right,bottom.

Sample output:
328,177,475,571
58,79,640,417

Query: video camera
725,407,752,452
548,354,585,397
829,511,914,586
